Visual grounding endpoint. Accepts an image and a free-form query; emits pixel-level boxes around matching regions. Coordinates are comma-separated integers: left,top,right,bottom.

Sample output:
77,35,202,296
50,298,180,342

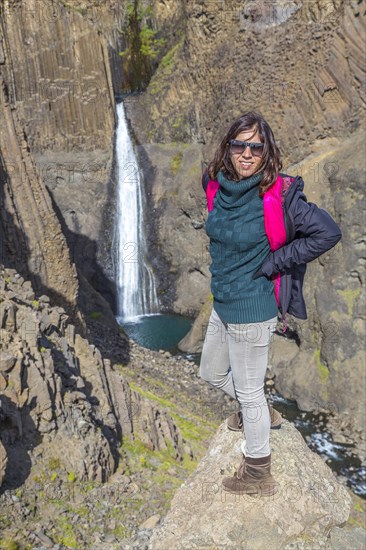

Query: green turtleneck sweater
204,170,278,324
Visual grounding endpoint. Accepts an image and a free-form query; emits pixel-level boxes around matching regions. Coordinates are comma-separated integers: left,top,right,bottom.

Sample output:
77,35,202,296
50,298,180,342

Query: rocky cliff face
0,67,80,328
0,263,184,490
0,0,130,347
127,0,364,152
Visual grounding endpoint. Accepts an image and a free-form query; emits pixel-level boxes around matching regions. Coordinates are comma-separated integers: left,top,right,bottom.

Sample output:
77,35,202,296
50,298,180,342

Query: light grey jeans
199,307,277,458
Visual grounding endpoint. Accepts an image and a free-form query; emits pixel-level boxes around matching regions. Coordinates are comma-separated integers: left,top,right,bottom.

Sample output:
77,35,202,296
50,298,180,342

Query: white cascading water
115,102,159,321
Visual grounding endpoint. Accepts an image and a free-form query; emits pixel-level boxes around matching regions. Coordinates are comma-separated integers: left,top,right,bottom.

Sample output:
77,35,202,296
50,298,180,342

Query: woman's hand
252,194,342,279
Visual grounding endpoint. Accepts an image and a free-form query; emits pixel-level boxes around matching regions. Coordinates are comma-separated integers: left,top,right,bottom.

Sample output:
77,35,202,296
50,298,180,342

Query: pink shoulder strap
263,175,287,251
206,180,220,212
263,175,294,312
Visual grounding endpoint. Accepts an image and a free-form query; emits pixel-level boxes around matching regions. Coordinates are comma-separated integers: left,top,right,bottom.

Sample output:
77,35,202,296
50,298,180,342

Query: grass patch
120,434,197,509
53,516,78,548
48,457,61,470
113,362,221,517
354,501,364,513
120,372,217,467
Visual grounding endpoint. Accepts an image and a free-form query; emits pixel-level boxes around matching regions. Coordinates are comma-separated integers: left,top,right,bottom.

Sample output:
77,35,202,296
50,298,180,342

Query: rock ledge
150,419,356,550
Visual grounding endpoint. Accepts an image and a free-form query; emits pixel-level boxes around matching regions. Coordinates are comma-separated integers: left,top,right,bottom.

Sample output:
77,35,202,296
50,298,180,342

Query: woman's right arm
253,190,342,279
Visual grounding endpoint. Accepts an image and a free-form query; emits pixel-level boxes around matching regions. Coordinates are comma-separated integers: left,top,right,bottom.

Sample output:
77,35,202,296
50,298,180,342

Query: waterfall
115,102,159,321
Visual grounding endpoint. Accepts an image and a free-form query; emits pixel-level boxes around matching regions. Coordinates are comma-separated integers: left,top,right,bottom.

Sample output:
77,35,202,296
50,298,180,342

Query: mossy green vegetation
0,517,11,530
59,1,87,15
48,457,61,470
337,288,361,317
314,349,329,382
149,41,182,95
347,494,366,529
112,525,127,538
119,370,217,467
347,516,365,528
67,471,76,483
160,42,181,71
119,433,197,511
172,116,183,130
121,437,182,471
354,501,363,513
171,152,183,175
119,0,166,91
139,26,165,58
88,311,103,320
53,516,78,549
0,540,19,550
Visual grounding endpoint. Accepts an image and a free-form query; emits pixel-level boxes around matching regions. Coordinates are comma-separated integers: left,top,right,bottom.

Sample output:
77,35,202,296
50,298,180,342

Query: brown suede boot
227,402,282,431
222,453,279,496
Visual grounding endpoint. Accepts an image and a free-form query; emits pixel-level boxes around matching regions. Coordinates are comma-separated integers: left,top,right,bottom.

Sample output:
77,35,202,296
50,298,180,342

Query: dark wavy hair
208,111,282,197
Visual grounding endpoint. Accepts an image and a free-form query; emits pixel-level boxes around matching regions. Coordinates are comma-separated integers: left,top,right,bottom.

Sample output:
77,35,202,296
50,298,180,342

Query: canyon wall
0,0,364,459
0,0,132,353
127,0,364,152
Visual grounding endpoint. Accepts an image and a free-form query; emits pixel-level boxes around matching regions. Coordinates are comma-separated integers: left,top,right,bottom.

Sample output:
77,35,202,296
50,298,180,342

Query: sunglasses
228,139,264,157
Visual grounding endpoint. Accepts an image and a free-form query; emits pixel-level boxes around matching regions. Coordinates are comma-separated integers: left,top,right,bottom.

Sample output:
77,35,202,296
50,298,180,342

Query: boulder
150,420,352,549
178,292,212,353
0,352,17,372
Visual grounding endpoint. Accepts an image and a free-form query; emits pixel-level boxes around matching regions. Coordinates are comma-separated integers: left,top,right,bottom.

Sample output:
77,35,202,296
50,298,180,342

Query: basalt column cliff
0,0,128,351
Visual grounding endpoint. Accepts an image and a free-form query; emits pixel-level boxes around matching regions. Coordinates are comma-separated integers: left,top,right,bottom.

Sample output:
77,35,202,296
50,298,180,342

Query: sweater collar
216,170,263,205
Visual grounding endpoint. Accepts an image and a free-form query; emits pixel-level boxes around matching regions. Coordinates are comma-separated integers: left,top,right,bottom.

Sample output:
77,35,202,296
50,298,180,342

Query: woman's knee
199,361,225,387
199,361,215,384
235,385,266,406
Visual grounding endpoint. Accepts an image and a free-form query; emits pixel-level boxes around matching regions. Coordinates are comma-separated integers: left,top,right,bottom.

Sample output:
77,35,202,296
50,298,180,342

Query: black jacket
252,175,342,325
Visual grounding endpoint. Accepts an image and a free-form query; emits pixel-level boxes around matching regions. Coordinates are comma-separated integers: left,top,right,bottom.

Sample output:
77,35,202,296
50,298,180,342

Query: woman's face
230,126,264,179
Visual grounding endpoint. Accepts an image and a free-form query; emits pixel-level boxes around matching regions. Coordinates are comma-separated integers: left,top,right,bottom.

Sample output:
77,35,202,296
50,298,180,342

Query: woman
199,111,342,497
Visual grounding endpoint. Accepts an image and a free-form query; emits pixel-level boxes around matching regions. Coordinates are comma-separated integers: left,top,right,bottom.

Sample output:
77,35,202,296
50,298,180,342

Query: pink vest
205,174,294,310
